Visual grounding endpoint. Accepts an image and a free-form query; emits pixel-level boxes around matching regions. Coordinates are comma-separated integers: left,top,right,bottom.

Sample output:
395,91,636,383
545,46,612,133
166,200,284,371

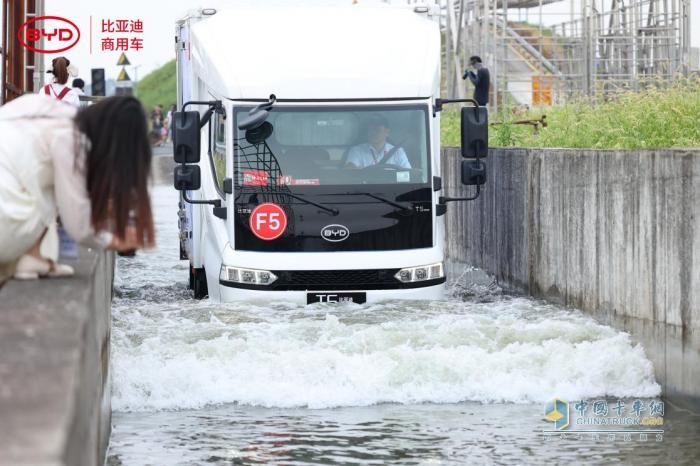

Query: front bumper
217,281,446,305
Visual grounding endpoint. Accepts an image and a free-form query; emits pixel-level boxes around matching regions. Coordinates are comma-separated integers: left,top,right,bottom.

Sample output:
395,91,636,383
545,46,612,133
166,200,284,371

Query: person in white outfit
0,94,155,282
72,78,88,108
42,56,81,108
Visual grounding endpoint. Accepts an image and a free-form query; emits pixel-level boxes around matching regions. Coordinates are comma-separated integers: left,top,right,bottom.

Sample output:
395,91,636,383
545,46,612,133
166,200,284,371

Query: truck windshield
232,105,430,188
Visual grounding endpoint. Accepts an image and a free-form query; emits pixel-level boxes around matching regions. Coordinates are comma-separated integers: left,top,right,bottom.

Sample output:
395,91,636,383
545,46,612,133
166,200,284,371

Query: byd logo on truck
17,16,80,54
321,224,350,242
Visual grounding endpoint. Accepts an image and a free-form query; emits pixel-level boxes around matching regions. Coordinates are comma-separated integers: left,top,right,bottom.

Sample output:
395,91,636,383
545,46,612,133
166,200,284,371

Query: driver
345,115,411,169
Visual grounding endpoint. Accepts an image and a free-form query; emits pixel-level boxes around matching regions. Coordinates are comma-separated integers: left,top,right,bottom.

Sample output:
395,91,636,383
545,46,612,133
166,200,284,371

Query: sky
14,0,700,83
41,0,374,83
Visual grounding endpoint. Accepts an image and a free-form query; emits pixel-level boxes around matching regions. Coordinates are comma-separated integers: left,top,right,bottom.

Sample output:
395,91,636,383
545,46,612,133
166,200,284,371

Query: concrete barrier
0,249,114,466
443,147,699,330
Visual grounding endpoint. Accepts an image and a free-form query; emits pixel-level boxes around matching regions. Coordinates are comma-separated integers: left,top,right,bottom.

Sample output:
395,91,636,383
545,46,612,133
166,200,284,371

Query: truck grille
272,269,401,290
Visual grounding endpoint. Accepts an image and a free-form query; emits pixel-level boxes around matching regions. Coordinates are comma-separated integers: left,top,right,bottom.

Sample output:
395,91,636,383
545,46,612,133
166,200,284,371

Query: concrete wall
0,250,114,466
444,148,699,330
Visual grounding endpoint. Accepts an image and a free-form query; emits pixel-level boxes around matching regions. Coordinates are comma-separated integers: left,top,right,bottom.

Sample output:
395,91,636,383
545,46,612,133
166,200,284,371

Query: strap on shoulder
56,86,71,100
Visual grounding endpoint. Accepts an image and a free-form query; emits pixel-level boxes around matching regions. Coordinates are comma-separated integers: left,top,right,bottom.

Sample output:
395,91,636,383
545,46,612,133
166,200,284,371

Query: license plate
306,292,367,304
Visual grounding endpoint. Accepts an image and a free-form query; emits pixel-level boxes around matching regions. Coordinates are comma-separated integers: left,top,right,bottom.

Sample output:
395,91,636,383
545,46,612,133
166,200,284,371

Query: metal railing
399,0,691,112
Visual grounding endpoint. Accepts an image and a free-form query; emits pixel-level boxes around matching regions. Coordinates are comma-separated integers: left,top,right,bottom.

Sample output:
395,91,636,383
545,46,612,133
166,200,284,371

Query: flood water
107,185,700,465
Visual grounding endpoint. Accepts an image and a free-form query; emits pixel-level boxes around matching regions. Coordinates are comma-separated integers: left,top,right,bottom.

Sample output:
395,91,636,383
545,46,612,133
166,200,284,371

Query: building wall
1,0,40,103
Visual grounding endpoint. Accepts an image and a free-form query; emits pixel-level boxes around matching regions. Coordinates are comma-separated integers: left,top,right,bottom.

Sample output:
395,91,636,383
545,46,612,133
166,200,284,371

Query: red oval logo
17,16,80,54
249,203,288,241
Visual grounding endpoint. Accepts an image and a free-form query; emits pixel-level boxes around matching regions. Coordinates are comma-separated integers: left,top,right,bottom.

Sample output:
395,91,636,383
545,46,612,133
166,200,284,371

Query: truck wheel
192,268,208,300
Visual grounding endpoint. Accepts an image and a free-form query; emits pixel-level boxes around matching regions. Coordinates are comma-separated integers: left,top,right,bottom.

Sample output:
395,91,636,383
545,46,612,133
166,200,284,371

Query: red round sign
249,203,287,241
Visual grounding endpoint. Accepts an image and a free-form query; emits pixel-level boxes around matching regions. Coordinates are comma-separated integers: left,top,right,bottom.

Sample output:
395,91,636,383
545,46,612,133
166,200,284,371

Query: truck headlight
220,265,278,285
394,262,444,283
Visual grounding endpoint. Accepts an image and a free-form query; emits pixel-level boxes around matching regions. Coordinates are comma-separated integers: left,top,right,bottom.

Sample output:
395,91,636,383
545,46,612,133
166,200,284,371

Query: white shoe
13,255,50,280
13,255,75,280
47,261,75,278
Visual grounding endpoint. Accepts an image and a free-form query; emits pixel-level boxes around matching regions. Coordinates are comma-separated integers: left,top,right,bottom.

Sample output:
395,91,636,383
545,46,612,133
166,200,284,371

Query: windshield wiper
243,190,339,216
336,192,411,212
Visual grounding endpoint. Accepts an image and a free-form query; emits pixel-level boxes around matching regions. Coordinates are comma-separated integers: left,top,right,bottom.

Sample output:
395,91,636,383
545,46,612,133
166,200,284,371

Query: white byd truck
172,3,488,303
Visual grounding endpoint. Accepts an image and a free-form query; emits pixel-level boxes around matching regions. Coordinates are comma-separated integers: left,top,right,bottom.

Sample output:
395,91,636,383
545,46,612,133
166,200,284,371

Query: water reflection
109,402,700,465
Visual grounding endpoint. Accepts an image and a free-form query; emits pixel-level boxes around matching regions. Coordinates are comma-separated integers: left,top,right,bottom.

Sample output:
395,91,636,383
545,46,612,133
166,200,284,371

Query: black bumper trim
219,276,446,291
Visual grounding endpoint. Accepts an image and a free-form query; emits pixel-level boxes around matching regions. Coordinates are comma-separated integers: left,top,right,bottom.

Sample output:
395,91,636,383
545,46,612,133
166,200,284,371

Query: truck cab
173,4,487,303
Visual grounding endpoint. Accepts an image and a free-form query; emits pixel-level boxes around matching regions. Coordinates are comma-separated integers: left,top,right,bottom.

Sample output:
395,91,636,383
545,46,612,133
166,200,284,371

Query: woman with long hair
0,93,154,281
43,56,81,107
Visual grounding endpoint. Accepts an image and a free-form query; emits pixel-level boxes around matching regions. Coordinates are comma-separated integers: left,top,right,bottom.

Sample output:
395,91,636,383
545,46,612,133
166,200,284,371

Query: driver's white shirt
346,142,411,169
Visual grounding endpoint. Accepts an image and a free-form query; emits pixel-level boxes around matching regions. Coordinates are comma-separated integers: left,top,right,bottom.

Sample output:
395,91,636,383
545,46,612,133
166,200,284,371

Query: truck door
176,22,196,263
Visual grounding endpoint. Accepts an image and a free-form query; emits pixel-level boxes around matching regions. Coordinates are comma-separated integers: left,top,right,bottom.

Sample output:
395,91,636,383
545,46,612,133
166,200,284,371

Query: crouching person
0,94,155,282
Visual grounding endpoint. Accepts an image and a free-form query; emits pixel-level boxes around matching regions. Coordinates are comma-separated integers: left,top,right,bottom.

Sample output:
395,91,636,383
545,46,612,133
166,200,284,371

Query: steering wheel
362,162,405,171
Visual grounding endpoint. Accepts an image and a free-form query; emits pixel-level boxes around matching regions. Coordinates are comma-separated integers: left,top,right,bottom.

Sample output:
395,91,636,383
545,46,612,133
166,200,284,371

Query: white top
73,87,88,107
346,142,411,169
0,94,112,250
43,83,81,108
187,4,440,99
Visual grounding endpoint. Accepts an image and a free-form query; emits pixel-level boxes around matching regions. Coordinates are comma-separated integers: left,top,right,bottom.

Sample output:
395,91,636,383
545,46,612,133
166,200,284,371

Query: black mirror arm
181,100,225,129
433,98,481,118
237,94,278,131
439,185,481,203
252,94,277,113
181,188,221,207
200,107,215,129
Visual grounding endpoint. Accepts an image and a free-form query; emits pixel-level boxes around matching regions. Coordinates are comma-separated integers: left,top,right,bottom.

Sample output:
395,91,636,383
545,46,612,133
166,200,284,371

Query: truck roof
187,4,440,100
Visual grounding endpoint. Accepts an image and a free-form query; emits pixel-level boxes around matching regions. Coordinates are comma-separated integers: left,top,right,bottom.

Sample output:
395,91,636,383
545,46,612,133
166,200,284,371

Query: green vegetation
134,61,699,149
442,79,700,149
136,59,176,113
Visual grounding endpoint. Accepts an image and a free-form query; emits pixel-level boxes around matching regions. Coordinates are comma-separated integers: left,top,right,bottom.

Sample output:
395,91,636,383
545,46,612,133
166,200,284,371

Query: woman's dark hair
74,96,155,247
51,57,69,84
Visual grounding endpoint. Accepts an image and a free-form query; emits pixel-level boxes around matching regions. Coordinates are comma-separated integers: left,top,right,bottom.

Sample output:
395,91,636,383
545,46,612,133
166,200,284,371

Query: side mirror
238,108,269,131
461,160,486,186
174,165,201,191
173,111,201,163
461,106,488,158
238,93,277,131
245,121,274,144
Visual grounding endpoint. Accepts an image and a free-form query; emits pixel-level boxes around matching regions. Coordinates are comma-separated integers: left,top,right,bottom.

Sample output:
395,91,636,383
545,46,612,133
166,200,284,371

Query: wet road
107,186,700,465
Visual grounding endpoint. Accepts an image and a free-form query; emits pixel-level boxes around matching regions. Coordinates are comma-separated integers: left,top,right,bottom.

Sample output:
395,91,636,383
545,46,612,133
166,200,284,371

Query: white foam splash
112,185,659,412
111,297,660,412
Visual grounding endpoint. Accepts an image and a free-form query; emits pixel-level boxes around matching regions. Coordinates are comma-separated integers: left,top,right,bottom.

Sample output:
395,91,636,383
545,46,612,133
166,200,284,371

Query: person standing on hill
151,105,166,146
463,56,490,106
166,104,176,142
43,56,81,108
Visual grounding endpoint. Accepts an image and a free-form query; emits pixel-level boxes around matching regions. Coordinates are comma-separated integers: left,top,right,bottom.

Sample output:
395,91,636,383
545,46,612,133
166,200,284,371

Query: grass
134,61,699,149
136,59,176,114
442,79,700,149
